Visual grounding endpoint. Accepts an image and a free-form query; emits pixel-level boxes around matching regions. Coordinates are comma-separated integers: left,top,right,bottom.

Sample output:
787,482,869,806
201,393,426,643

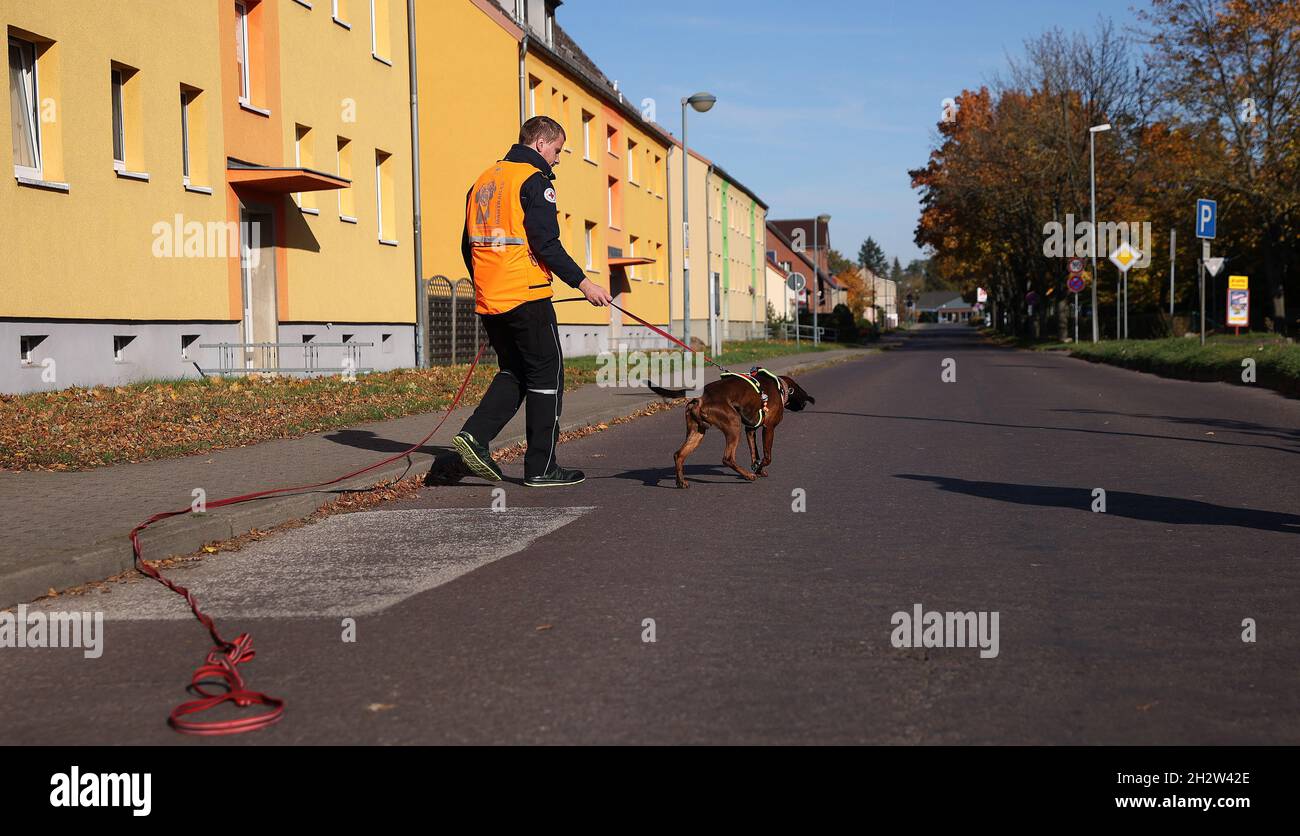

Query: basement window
181,334,200,360
20,335,47,365
113,335,136,362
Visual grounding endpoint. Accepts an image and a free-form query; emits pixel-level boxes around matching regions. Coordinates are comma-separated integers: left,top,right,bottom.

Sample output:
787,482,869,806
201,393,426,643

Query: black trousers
461,298,564,479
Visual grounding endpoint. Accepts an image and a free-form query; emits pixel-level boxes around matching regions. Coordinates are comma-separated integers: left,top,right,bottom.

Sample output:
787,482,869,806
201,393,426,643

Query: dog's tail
685,396,704,428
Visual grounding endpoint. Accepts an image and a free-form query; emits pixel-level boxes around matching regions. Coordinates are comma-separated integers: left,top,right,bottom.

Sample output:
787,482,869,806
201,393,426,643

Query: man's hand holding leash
579,278,613,307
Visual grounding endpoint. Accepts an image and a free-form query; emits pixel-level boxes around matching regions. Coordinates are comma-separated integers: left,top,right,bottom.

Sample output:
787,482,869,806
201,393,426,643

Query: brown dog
674,367,814,488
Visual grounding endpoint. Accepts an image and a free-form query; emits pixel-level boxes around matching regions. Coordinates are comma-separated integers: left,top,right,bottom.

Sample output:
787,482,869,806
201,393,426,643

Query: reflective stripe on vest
466,161,554,315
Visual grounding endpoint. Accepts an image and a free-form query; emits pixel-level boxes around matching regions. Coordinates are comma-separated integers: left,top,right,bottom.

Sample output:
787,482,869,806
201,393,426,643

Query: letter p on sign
1196,198,1216,239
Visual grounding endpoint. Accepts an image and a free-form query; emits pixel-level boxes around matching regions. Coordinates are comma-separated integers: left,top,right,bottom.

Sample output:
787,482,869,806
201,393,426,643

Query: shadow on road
609,464,759,488
810,411,1300,457
324,429,449,458
896,474,1300,535
1049,409,1300,447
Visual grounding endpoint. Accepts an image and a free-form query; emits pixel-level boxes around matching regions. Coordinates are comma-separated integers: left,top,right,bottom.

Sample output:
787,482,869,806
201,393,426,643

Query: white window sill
333,16,351,29
583,157,596,166
184,183,214,195
585,268,601,274
115,169,150,182
15,176,70,193
301,206,320,215
372,53,392,66
340,215,358,224
292,0,312,7
378,238,399,247
238,100,272,117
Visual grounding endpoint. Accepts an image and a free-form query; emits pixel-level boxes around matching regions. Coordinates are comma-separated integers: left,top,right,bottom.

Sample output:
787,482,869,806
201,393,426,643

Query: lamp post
812,213,830,345
681,92,715,347
1089,123,1110,342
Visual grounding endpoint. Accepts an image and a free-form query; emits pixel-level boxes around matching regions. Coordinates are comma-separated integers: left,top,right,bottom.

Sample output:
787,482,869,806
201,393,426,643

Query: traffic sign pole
1169,229,1176,317
1200,240,1208,346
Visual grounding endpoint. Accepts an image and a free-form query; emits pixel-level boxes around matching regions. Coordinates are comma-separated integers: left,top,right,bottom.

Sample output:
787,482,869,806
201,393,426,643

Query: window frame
180,89,193,183
9,35,43,179
111,67,126,171
235,2,252,103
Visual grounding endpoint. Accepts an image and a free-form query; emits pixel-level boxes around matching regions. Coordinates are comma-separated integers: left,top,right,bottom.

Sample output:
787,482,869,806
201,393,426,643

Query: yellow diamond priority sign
1109,242,1141,273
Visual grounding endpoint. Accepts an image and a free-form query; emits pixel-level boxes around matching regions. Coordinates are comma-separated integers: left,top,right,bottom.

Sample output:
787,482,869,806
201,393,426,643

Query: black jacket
461,144,586,290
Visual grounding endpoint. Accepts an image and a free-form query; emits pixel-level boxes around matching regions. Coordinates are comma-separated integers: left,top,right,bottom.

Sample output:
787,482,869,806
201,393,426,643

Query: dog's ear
783,376,814,411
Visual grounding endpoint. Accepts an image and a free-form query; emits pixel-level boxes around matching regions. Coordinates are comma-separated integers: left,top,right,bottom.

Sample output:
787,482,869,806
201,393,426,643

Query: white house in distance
916,292,976,323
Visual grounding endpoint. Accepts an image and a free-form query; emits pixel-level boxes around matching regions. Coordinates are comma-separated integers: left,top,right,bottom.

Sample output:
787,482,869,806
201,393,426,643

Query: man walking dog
452,115,613,487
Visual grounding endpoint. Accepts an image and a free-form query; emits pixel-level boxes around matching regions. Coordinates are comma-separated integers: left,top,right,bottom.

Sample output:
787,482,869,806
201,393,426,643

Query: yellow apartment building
418,0,673,357
1,0,415,393
667,142,768,352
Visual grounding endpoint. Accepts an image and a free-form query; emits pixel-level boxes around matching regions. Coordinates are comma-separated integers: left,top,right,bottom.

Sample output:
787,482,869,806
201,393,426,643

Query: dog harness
719,366,789,429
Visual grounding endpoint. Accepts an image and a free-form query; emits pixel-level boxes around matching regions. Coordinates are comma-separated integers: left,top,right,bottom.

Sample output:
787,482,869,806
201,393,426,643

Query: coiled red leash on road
132,343,487,735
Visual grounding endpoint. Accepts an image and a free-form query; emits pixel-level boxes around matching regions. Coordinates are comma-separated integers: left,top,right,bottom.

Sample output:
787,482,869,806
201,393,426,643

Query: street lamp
1089,123,1110,342
681,92,716,348
813,213,830,345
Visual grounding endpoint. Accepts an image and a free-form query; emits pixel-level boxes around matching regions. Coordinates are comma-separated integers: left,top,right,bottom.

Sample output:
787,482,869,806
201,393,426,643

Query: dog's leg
674,400,707,488
719,413,757,482
746,427,760,472
759,424,775,476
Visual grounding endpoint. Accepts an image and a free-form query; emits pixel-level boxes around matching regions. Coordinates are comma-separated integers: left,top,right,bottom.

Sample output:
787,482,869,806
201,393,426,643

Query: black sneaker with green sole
523,465,585,487
452,431,503,481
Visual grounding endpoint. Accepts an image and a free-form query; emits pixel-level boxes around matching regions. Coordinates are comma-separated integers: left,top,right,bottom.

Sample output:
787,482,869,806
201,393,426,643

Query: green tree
857,237,888,276
826,248,854,274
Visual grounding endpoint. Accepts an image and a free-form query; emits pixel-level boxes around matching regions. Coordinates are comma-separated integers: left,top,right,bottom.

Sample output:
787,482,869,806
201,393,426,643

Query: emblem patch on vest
474,181,496,225
544,187,557,203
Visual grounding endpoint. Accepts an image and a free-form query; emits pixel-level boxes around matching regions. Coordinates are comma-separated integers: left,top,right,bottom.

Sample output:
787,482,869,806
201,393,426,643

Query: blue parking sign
1196,198,1216,239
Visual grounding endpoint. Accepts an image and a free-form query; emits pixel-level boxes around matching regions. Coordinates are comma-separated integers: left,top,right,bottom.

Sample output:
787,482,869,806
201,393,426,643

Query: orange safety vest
465,161,554,315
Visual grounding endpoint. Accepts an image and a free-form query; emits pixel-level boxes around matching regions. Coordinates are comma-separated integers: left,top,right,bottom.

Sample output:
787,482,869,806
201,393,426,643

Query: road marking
32,508,593,620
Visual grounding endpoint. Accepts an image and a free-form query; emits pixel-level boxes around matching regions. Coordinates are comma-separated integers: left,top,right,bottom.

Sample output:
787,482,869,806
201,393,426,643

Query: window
113,335,136,363
337,137,355,220
9,36,41,178
528,75,540,117
370,0,391,62
294,124,315,211
627,138,637,182
179,86,209,189
20,335,46,365
111,68,125,170
628,235,637,279
653,153,662,195
560,94,571,151
581,111,593,160
584,221,595,270
235,2,250,101
375,149,396,243
108,62,144,176
607,177,620,229
332,0,350,26
606,124,616,155
180,90,191,181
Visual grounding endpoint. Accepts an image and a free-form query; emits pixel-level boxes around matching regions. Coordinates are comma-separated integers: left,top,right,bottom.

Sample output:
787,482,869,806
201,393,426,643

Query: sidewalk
0,346,877,606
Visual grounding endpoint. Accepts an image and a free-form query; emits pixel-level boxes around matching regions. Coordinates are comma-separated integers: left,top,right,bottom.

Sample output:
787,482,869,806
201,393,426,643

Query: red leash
134,297,706,735
133,343,487,735
608,301,731,372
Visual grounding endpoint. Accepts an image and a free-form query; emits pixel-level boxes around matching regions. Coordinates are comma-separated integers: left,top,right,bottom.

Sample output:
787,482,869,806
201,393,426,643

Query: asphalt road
3,324,1298,744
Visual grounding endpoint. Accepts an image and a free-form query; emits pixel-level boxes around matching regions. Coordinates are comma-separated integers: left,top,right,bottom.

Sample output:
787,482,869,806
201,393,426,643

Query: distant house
916,292,976,323
765,222,839,316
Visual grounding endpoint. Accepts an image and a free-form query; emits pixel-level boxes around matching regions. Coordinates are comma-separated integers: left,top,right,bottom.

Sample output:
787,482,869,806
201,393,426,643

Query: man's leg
461,312,527,446
516,301,567,480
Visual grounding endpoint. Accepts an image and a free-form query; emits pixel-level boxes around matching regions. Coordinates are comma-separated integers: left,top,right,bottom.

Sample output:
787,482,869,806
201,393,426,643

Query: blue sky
558,0,1140,267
